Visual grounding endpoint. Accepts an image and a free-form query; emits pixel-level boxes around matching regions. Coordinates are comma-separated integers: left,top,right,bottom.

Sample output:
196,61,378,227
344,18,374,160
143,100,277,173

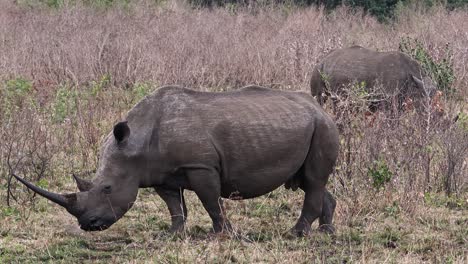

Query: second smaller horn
72,173,94,192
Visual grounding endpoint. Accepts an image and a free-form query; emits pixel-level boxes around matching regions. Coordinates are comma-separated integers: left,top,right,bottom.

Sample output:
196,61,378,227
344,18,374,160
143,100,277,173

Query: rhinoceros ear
411,74,424,87
113,121,130,143
411,75,429,96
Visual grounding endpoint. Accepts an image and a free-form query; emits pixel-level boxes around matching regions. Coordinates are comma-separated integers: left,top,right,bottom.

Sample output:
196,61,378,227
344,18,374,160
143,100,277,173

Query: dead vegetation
0,1,467,263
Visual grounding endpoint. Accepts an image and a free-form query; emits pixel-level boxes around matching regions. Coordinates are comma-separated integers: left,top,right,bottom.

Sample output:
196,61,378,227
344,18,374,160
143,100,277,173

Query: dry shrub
0,95,53,209
0,80,132,208
328,87,467,216
0,2,466,93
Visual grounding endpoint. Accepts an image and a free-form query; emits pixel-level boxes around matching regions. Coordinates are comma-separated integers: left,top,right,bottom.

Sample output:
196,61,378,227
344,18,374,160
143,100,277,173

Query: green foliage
384,201,400,218
17,0,133,9
13,0,468,21
352,81,369,98
14,0,468,21
82,0,132,9
399,37,456,94
186,0,468,21
42,0,65,8
90,74,111,97
187,0,409,21
368,159,393,190
375,226,401,247
1,207,21,220
1,77,35,116
318,70,331,92
5,78,33,95
0,244,26,263
52,85,78,123
36,178,49,189
345,0,409,22
342,228,363,244
419,0,468,9
132,82,152,103
455,112,468,131
35,238,111,261
446,0,468,9
423,192,467,209
246,231,274,242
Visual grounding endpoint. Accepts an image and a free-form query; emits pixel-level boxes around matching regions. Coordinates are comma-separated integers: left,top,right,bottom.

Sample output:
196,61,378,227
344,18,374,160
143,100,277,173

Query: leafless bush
0,2,467,93
1,103,53,207
328,85,467,208
438,123,468,196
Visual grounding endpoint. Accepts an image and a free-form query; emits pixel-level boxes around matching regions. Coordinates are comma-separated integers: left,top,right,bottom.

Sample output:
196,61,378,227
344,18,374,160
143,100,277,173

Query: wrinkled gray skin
15,85,339,236
310,46,437,110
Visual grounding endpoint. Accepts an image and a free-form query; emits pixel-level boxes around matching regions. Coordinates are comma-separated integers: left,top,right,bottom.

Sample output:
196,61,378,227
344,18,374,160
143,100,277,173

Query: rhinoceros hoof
168,225,185,234
154,231,183,241
213,221,233,234
290,226,313,237
318,224,336,234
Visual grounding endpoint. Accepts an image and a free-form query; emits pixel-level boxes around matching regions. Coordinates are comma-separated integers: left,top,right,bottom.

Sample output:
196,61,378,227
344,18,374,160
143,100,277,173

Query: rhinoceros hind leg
292,119,339,237
187,168,232,233
318,190,336,234
291,185,325,236
155,187,187,233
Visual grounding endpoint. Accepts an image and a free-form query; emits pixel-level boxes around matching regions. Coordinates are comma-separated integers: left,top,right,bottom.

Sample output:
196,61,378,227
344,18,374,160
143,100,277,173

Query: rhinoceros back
153,86,322,198
317,46,427,96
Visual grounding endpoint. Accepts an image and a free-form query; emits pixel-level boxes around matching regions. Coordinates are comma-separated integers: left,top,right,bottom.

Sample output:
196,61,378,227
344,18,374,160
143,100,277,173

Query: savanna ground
0,1,467,263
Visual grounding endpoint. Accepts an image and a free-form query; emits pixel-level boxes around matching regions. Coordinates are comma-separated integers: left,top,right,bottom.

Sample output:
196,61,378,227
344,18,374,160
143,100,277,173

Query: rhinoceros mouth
80,222,110,232
79,216,113,232
80,225,109,232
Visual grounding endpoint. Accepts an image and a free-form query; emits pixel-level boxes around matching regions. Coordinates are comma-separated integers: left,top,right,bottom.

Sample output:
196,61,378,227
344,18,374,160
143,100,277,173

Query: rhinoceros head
15,121,142,231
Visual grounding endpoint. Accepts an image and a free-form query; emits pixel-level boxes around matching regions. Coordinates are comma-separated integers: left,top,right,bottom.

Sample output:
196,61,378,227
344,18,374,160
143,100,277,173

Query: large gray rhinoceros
310,45,436,110
14,85,339,236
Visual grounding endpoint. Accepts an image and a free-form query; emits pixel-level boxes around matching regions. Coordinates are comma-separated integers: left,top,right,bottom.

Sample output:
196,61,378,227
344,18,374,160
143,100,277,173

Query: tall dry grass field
0,1,467,263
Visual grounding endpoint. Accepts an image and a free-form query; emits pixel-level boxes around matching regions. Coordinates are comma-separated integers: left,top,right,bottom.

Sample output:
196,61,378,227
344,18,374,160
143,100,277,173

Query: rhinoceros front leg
155,187,187,233
186,168,232,233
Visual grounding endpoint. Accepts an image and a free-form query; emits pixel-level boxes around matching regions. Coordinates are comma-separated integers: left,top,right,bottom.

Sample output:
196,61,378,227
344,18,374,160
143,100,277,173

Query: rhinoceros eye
102,185,112,194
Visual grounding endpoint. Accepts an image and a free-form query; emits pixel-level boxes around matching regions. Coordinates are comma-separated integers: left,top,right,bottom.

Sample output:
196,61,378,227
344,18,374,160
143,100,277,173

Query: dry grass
1,189,466,263
0,1,467,263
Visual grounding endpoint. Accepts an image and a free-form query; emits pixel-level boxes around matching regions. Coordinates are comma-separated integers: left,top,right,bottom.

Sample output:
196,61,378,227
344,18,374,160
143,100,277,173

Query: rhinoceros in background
15,85,340,236
310,45,437,111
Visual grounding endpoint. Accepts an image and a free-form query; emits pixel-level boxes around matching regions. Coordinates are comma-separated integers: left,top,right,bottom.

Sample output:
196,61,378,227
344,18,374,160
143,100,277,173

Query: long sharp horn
13,174,74,209
72,173,93,192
